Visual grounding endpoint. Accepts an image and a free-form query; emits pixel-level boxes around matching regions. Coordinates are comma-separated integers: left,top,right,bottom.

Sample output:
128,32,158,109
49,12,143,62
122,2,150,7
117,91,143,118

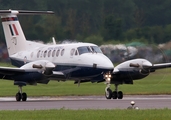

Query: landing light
106,78,111,82
105,75,108,78
104,72,112,83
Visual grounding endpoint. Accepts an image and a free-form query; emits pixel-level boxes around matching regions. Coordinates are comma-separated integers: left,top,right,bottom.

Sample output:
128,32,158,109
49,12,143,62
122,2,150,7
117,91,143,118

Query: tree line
0,0,171,44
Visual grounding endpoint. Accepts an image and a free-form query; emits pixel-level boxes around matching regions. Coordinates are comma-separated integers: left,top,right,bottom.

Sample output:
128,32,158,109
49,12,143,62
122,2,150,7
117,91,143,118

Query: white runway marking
0,95,171,101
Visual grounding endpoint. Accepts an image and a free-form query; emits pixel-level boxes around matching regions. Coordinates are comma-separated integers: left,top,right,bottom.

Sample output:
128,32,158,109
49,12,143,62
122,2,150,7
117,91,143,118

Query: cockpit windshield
77,46,102,55
90,46,102,53
77,46,91,55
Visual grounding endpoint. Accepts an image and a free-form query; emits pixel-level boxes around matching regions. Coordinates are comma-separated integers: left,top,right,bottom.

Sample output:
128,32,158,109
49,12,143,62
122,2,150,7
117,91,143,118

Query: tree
103,15,123,40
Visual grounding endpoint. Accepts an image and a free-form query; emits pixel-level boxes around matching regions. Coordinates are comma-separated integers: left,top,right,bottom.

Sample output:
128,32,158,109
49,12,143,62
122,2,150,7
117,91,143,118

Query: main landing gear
105,84,123,99
15,86,27,101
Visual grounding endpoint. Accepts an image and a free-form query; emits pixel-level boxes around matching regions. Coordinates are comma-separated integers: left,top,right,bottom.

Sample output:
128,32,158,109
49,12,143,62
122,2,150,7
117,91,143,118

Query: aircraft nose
94,54,114,70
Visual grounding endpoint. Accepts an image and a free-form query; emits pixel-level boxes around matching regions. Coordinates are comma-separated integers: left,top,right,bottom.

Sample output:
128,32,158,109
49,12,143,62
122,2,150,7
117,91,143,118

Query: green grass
0,109,171,120
0,63,171,96
0,63,171,119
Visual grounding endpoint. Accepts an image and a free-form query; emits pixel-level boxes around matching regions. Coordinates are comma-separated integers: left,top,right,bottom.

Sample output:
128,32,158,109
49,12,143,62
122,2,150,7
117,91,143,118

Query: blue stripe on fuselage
10,58,112,81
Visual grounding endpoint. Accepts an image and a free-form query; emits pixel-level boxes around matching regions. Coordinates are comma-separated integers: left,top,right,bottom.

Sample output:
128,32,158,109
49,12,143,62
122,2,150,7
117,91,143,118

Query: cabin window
48,50,51,57
70,49,75,56
37,50,41,58
52,50,56,57
41,51,44,57
56,49,60,57
77,46,91,55
44,50,47,57
61,49,65,56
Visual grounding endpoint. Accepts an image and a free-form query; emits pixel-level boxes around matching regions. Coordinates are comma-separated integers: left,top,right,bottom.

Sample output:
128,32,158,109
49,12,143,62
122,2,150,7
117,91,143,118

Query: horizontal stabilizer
0,10,54,15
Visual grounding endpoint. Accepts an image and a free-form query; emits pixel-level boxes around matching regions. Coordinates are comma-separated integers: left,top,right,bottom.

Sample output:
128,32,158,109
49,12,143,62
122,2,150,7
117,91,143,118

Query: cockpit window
75,50,78,55
90,46,102,53
77,46,102,55
77,46,91,55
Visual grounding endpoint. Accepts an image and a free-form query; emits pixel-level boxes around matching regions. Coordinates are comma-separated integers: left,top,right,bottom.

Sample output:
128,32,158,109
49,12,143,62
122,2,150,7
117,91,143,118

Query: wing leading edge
151,63,171,70
0,66,66,81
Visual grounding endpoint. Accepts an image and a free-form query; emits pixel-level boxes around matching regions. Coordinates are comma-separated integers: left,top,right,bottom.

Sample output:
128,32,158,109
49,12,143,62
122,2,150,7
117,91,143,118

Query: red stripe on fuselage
1,17,18,22
12,24,19,35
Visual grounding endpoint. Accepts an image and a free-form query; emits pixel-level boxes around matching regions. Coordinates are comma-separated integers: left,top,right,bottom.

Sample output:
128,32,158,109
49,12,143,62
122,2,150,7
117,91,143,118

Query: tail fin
0,10,54,56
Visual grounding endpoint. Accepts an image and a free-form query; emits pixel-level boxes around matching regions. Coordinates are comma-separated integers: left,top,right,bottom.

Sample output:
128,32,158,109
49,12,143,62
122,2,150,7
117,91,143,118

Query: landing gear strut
15,86,27,101
105,84,123,99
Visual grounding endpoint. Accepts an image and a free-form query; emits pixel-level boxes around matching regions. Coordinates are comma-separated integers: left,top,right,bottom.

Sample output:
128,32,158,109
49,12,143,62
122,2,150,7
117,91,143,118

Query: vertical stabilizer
1,11,27,56
0,10,54,56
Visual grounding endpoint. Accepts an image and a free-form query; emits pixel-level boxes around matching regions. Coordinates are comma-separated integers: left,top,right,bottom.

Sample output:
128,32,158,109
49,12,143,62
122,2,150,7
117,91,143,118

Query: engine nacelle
20,60,55,75
113,58,153,82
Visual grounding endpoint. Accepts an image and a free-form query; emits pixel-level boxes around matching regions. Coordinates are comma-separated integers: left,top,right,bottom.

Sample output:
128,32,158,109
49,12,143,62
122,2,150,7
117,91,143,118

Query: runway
0,95,171,110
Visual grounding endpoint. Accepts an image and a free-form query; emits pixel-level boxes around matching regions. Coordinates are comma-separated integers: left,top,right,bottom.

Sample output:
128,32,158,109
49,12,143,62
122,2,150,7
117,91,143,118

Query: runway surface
0,95,171,110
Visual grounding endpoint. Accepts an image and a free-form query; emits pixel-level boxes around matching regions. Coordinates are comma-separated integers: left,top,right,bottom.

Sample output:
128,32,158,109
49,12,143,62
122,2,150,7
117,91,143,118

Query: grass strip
0,63,171,96
0,109,171,120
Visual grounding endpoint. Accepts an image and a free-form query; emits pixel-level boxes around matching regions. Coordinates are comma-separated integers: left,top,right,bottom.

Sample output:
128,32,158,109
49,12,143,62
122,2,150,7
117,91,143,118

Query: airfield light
127,101,139,110
131,101,135,106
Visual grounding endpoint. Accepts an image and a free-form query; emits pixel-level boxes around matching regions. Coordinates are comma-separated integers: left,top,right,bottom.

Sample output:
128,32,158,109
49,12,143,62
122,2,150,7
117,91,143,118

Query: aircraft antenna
52,37,56,45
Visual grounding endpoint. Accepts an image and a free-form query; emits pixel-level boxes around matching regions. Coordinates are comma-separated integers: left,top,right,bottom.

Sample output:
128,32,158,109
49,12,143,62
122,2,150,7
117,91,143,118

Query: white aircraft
1,10,171,101
0,10,114,101
104,58,171,99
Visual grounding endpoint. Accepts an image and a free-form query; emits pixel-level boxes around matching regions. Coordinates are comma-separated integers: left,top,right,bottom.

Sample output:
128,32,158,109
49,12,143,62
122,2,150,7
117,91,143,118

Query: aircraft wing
0,66,66,82
0,67,27,76
150,63,171,71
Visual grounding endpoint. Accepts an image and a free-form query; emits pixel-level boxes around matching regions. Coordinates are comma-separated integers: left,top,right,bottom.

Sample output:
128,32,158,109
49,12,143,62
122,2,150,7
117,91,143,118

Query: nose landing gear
104,72,123,99
105,84,123,99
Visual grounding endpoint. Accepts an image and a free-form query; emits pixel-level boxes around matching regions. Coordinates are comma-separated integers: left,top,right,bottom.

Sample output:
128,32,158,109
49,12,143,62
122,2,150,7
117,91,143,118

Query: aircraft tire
16,92,21,101
22,92,27,101
105,88,112,99
117,91,123,99
112,91,118,99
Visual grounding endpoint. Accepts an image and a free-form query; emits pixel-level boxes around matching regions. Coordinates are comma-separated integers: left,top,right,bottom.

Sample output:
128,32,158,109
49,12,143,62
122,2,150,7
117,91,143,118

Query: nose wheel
105,84,123,99
16,86,27,101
